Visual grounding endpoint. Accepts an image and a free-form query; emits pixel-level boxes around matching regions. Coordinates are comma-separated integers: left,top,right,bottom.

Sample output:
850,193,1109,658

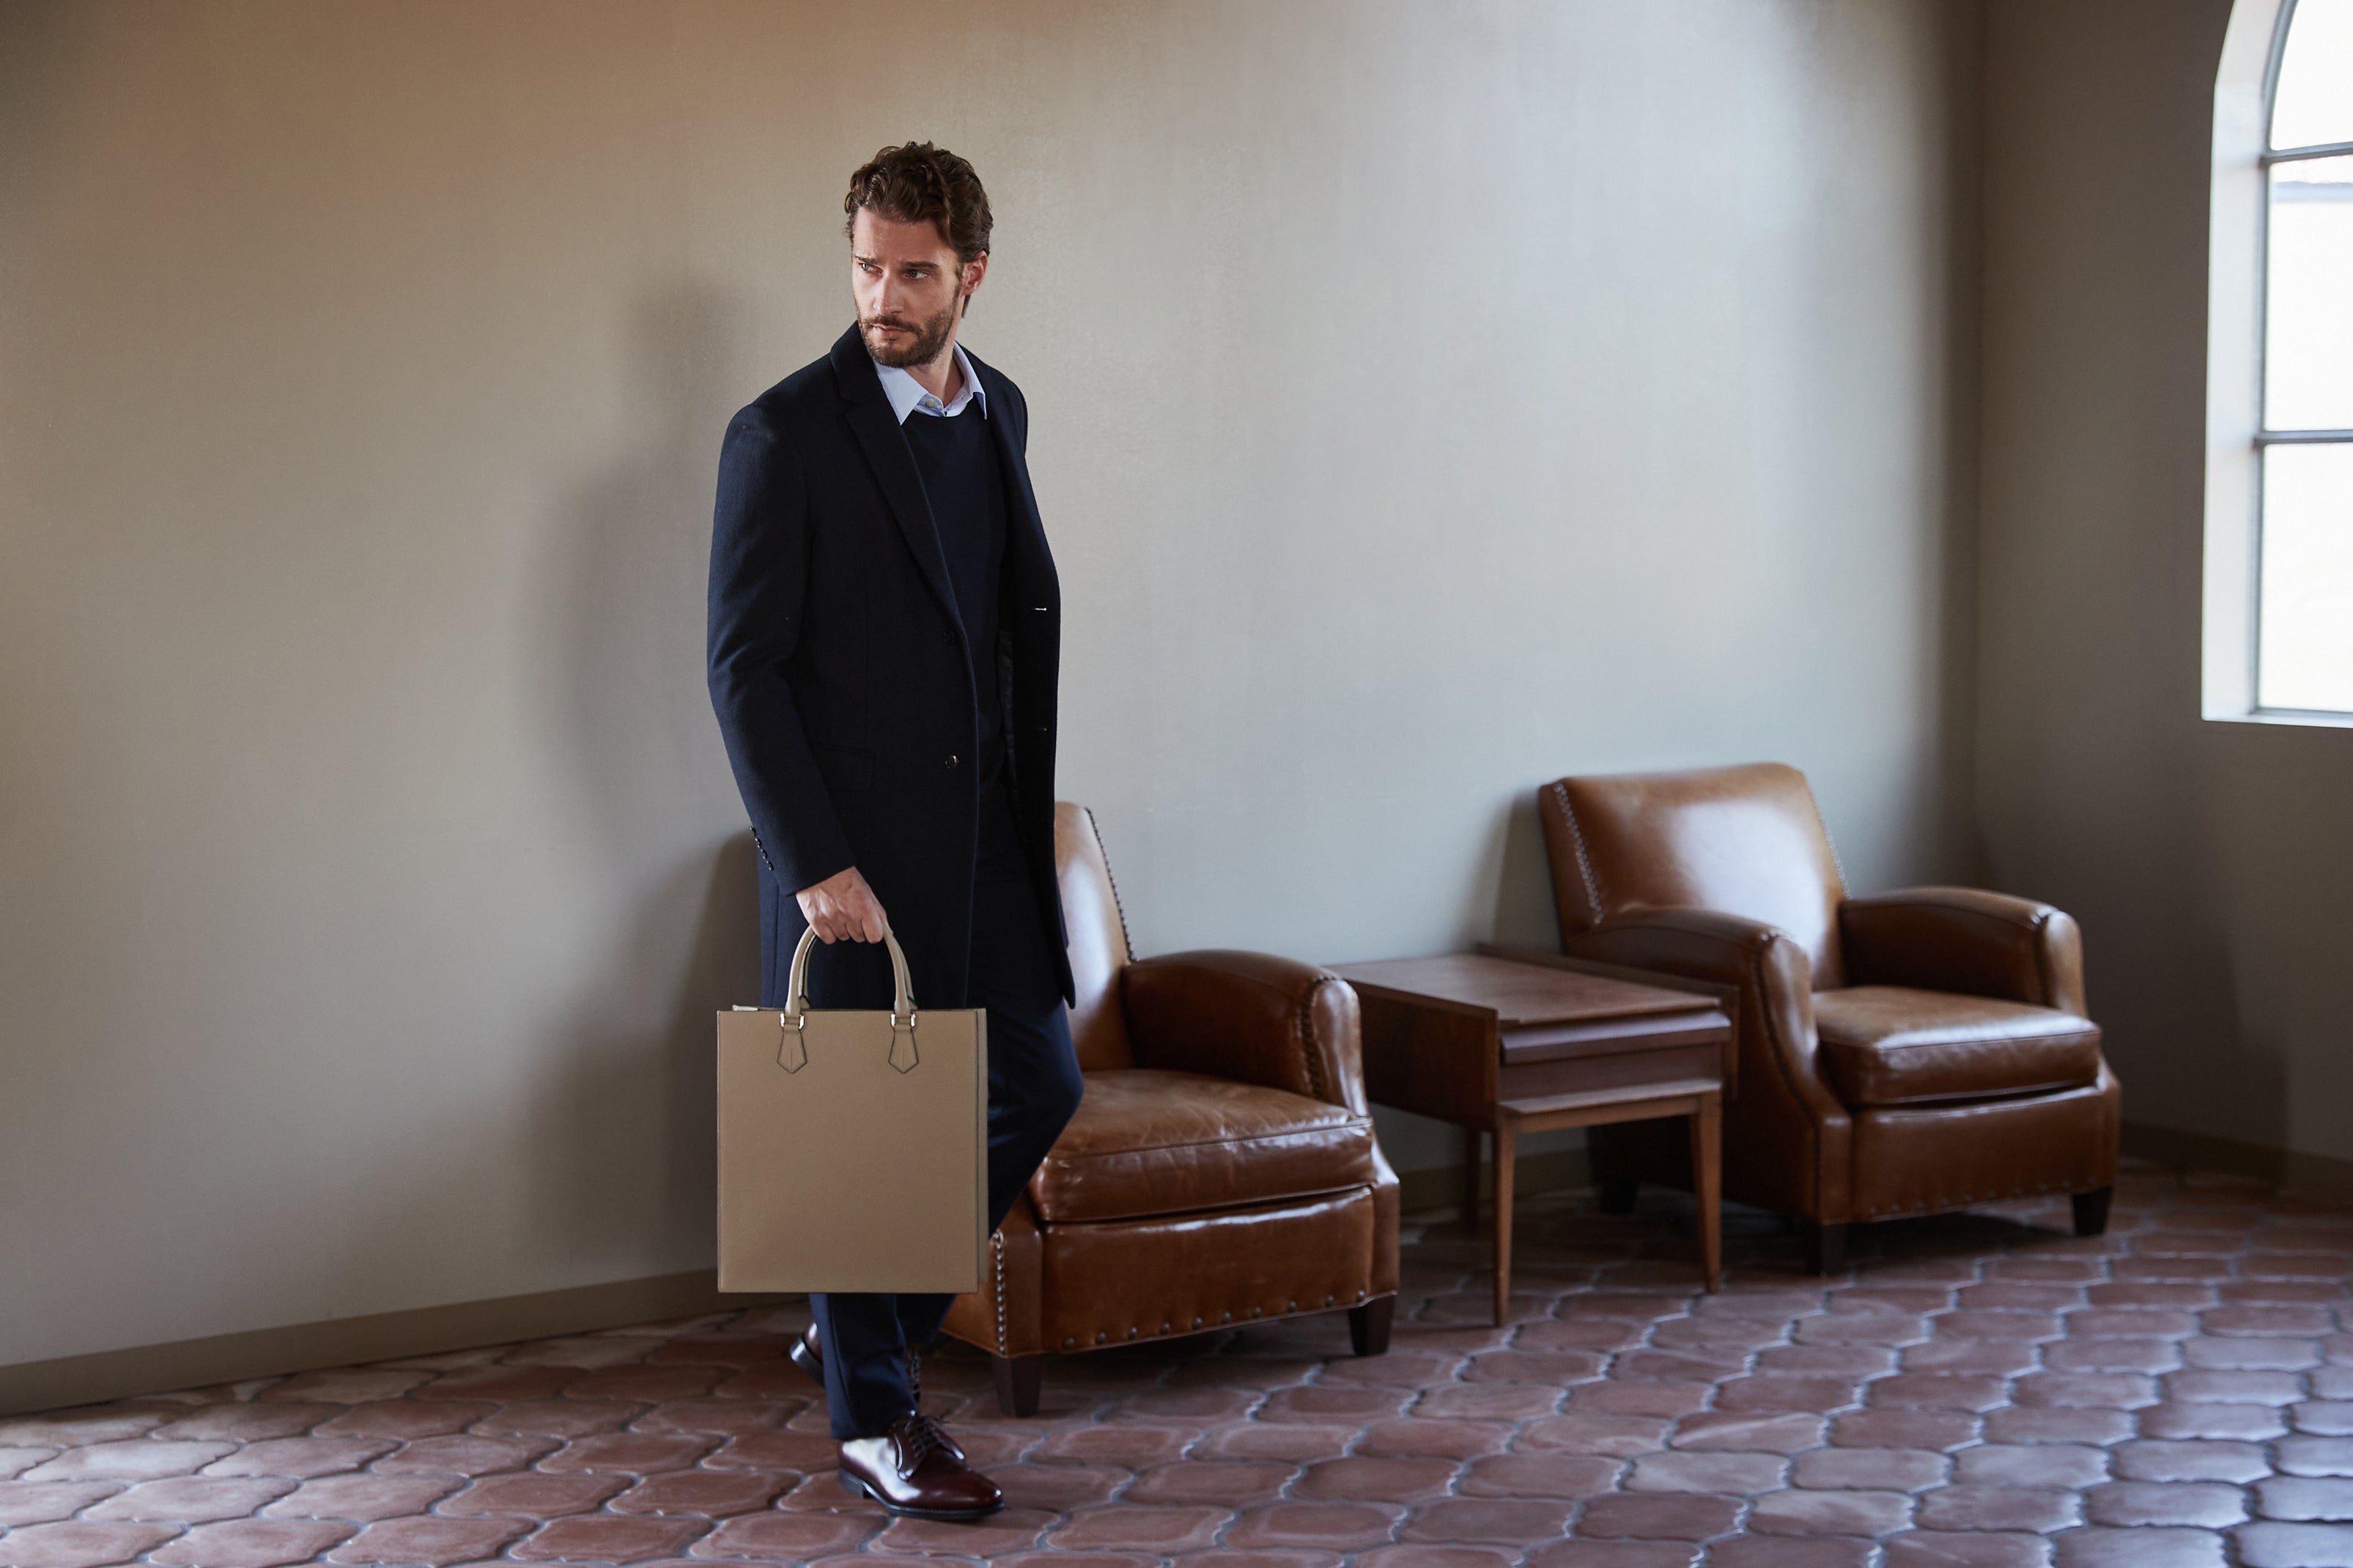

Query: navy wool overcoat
706,323,1071,1012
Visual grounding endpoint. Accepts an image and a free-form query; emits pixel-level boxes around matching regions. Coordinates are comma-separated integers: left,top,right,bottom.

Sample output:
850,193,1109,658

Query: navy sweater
900,402,1008,785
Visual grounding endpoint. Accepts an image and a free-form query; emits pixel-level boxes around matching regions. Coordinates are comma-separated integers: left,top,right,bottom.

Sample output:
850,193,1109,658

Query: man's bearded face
860,289,958,369
850,209,972,372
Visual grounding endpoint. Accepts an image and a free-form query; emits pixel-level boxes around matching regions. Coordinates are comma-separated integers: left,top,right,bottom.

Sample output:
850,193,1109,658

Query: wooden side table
1331,953,1734,1323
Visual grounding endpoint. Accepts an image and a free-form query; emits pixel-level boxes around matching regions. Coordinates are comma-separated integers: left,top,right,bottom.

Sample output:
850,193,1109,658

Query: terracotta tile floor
7,1160,2353,1567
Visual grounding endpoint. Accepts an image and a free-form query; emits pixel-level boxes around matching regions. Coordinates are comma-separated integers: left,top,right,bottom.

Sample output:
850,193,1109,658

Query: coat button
945,755,960,769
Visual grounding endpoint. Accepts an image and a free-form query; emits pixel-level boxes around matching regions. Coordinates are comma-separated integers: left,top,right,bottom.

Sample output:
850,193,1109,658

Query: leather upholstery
1057,805,1135,1072
1850,1067,2121,1219
1567,907,1850,1221
1038,1189,1380,1353
1814,987,2102,1108
1542,763,2118,1231
942,802,1398,1364
1125,951,1368,1110
1544,763,1849,987
1027,1068,1377,1224
1842,887,2088,1016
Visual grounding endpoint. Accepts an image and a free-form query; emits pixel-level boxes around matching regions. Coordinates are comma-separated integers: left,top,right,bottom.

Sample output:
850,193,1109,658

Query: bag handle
778,927,920,1073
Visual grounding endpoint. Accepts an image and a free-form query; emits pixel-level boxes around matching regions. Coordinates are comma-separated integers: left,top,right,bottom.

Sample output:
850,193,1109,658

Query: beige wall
1,0,1979,1370
1978,0,2353,1172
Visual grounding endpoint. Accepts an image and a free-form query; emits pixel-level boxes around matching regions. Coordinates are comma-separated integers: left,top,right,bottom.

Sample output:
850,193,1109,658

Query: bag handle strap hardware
779,927,923,1073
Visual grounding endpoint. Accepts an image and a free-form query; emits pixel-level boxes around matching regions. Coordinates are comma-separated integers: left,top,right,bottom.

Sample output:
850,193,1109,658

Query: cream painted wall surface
1,0,1976,1367
1979,0,2353,1167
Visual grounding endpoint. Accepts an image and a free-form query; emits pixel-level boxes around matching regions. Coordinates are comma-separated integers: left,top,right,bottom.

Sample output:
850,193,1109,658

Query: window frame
2206,0,2353,725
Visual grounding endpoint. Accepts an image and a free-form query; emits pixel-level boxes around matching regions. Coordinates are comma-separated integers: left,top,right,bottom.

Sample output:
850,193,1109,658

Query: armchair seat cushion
1814,986,2102,1109
1028,1068,1378,1225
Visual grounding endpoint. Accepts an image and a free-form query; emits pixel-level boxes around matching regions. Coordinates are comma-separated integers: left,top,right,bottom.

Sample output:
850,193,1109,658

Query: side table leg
1491,1118,1518,1326
1691,1092,1722,1293
1460,1125,1483,1234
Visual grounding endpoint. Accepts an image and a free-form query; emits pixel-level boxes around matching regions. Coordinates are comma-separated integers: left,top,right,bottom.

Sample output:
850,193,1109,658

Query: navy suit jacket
707,324,1071,1013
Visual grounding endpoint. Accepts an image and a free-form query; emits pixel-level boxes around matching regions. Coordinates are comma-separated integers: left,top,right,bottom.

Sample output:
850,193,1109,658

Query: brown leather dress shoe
838,1411,1002,1522
788,1323,824,1386
795,1336,969,1464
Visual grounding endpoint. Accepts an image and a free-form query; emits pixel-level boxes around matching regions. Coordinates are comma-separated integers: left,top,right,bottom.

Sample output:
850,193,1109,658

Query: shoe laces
895,1408,952,1471
895,1345,945,1465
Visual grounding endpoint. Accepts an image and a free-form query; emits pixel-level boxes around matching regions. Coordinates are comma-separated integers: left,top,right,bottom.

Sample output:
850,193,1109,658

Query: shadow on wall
517,839,758,1268
1489,789,1564,953
295,842,756,1310
229,283,764,1309
516,282,764,1270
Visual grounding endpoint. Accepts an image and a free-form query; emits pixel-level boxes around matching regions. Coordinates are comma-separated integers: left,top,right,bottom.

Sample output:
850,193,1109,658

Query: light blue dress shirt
873,342,988,426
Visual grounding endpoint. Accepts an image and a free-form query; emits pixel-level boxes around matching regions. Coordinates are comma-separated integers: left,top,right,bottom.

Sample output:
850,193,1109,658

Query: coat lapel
966,350,1057,607
830,325,962,635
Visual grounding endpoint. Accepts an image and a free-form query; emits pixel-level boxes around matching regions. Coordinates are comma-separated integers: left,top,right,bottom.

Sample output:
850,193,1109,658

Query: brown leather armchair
1539,763,2119,1273
941,803,1400,1413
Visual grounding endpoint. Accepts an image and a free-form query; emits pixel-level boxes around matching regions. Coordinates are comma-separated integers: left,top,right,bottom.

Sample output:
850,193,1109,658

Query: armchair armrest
1121,950,1367,1113
1576,903,1806,1002
1567,906,1852,1218
1840,887,2087,1016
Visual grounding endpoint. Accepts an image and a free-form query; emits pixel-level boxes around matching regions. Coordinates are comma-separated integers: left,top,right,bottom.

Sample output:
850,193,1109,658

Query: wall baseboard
2122,1119,2353,1205
0,1271,785,1419
1404,1128,2353,1219
7,1153,1602,1419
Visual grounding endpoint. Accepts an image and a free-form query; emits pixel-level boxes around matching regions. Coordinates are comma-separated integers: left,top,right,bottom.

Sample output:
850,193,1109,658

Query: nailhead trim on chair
1549,781,1604,920
1052,1287,1373,1355
1087,810,1135,961
1295,977,1332,1103
990,1229,1007,1355
1861,1175,2105,1218
2029,907,2059,1007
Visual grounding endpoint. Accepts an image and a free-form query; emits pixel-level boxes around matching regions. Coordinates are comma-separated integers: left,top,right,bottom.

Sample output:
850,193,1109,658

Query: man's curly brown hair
843,142,993,267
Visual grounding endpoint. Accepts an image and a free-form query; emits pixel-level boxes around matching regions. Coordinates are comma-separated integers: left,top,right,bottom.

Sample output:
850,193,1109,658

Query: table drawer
1496,1041,1721,1103
1499,1010,1729,1065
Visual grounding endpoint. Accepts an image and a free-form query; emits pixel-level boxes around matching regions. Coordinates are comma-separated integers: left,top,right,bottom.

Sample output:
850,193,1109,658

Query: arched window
2209,0,2353,720
2258,0,2353,711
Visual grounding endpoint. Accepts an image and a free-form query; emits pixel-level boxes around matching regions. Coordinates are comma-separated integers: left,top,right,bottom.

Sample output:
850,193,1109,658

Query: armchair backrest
1540,762,1850,988
1054,802,1137,1071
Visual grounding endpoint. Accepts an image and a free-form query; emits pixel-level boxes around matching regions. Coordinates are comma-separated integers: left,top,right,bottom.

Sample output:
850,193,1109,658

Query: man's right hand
797,865,890,944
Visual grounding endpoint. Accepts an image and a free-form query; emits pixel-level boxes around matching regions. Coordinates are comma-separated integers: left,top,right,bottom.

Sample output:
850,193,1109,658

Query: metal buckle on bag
888,1012,920,1073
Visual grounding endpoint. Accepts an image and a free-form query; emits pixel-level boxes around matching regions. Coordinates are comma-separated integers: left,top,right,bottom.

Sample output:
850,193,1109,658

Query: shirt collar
873,341,987,424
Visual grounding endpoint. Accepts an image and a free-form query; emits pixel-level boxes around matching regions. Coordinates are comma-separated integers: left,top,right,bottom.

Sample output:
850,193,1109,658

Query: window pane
2272,0,2353,151
2259,443,2353,711
2267,155,2353,430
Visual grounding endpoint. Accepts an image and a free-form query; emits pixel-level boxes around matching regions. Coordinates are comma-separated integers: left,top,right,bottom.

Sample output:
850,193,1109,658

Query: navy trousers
809,783,1083,1440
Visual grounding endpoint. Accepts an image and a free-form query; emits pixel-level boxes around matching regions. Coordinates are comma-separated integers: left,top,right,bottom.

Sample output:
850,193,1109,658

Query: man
706,143,1081,1522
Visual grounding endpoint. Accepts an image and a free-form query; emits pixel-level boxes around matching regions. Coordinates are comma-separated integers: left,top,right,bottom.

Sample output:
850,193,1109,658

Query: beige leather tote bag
717,929,986,1293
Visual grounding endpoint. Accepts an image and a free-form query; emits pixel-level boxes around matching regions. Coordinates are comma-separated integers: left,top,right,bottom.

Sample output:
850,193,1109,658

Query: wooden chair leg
1491,1120,1517,1326
1691,1092,1721,1293
1597,1177,1639,1216
2073,1186,2114,1238
1804,1221,1847,1276
991,1353,1043,1418
1460,1125,1483,1232
1348,1296,1395,1356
